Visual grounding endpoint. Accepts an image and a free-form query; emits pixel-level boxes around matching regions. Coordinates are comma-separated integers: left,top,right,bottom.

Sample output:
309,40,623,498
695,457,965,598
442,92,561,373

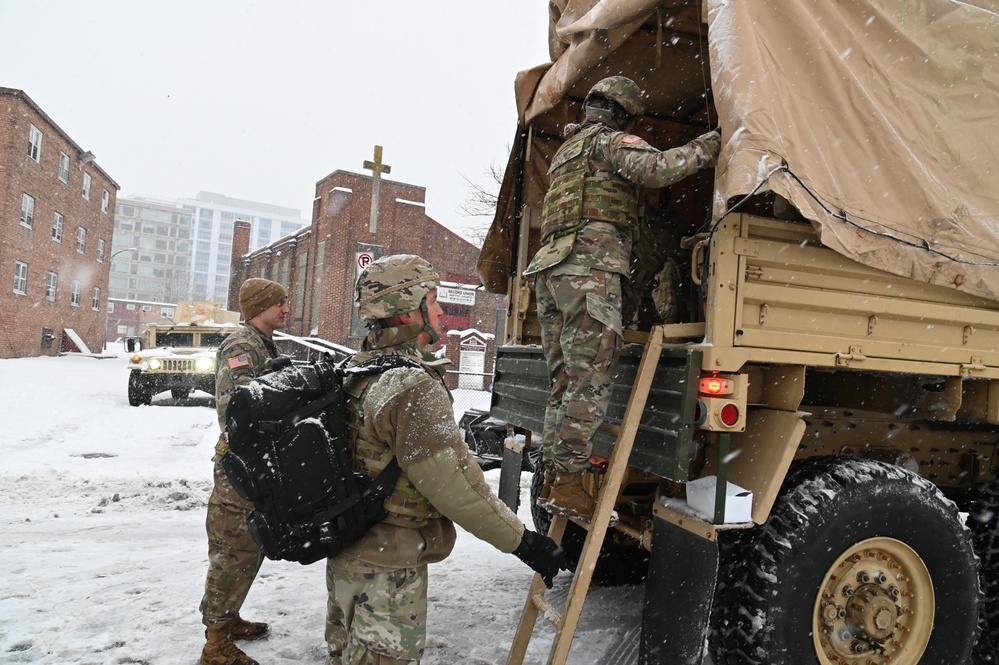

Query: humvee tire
128,371,153,407
171,388,191,400
711,457,981,665
968,479,999,662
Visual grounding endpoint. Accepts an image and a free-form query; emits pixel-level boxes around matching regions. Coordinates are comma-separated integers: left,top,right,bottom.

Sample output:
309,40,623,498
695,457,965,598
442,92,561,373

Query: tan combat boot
547,471,595,520
201,628,260,665
228,615,269,641
538,467,556,502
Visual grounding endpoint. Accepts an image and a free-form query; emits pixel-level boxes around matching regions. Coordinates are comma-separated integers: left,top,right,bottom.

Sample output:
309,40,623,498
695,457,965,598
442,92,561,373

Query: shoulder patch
621,134,643,144
227,354,250,370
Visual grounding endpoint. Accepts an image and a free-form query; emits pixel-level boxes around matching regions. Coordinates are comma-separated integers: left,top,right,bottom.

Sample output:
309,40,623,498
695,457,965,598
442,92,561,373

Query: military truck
126,302,239,406
479,2,999,663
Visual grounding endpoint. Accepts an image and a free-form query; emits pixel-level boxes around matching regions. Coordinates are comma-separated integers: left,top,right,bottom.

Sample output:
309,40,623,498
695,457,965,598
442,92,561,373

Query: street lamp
104,247,138,350
111,246,138,261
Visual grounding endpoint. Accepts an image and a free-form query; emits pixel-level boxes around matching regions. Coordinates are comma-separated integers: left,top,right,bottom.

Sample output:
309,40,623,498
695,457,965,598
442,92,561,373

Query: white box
685,476,753,523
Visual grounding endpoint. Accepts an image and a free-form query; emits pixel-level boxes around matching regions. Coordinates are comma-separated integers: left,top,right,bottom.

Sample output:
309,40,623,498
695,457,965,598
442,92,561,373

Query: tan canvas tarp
480,0,999,301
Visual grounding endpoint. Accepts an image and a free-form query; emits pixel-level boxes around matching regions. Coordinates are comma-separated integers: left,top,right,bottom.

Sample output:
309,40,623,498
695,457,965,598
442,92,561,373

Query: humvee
126,302,238,406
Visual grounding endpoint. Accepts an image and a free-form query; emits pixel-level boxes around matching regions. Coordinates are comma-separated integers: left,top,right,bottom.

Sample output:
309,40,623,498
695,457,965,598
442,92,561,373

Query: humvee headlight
148,359,161,370
196,356,214,371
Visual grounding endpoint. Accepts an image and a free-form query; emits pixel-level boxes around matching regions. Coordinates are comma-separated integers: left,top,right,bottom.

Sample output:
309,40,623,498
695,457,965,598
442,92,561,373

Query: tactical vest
345,366,441,529
540,124,639,243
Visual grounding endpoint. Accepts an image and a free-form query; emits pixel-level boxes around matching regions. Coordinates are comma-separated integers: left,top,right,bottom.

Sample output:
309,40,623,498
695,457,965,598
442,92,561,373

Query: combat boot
547,471,595,521
201,628,259,665
228,615,269,641
538,467,556,503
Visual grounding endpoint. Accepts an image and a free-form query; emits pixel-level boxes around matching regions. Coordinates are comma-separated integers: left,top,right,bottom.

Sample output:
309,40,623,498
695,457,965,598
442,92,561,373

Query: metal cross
363,145,392,233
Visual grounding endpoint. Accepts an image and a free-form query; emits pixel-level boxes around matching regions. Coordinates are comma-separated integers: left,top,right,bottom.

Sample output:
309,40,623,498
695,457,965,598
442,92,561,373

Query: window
97,239,106,263
58,152,70,182
14,261,28,295
141,305,152,312
28,125,41,162
92,287,101,310
82,172,91,200
106,301,114,313
46,272,58,301
20,194,34,228
101,190,110,213
76,227,87,253
52,212,64,241
126,303,136,310
70,280,81,306
161,307,175,319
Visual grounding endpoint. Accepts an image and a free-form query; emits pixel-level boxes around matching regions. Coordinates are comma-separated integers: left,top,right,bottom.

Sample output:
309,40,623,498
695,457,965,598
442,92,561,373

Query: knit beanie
239,278,287,321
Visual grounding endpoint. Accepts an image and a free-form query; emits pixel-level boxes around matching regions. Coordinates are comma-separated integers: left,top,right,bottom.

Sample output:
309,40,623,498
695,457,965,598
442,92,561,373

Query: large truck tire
711,456,980,665
529,460,648,586
171,388,191,400
967,479,999,661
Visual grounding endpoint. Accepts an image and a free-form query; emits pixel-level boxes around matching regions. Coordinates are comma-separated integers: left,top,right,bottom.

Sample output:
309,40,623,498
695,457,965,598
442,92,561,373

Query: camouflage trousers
200,455,264,629
325,555,428,665
535,265,623,472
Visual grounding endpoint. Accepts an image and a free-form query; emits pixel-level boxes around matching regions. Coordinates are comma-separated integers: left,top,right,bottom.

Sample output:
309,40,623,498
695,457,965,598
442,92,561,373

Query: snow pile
0,346,645,664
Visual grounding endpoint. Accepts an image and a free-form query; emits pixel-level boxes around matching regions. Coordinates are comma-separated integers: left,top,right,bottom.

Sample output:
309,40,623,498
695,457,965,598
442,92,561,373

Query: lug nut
857,571,870,583
851,640,867,654
843,584,855,597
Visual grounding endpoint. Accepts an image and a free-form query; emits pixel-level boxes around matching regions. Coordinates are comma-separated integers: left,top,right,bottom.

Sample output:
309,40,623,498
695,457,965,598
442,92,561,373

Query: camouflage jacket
337,324,525,568
213,322,279,456
525,121,720,277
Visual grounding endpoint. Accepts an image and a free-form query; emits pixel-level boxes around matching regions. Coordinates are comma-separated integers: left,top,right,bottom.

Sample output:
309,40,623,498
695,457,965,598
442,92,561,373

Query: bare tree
459,161,505,246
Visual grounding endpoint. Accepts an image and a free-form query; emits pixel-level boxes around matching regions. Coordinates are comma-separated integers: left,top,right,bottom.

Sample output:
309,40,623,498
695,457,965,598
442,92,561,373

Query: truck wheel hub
813,537,934,665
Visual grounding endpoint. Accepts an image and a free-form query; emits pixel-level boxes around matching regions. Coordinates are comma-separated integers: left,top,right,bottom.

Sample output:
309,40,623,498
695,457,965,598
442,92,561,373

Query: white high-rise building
123,192,308,308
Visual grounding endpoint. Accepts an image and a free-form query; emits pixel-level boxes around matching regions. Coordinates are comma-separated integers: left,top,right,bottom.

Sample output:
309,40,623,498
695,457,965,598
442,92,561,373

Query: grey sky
0,1,550,243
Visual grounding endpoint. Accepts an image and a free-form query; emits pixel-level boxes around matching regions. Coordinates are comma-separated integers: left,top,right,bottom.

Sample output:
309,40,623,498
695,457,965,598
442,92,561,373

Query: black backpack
221,354,419,565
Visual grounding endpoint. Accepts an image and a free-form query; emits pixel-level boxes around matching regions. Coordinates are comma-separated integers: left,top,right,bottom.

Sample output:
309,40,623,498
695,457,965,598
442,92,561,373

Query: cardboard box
685,476,753,523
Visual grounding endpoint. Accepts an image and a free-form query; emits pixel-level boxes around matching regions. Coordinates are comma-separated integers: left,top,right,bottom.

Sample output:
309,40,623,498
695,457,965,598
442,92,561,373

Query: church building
228,150,504,351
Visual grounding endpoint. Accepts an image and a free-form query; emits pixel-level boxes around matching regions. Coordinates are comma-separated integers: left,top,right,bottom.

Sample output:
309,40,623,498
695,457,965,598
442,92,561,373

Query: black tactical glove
513,530,569,589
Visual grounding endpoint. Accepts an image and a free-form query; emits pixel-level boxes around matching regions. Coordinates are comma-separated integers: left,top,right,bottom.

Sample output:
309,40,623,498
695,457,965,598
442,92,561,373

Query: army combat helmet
583,75,645,118
356,254,442,343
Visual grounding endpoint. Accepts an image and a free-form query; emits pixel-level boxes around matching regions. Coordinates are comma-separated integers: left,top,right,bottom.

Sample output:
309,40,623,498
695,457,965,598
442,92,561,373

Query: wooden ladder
506,326,665,665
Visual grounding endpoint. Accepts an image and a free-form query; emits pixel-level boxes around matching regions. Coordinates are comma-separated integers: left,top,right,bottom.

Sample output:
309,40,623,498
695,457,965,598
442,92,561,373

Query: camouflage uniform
199,323,279,631
525,101,720,472
324,324,525,664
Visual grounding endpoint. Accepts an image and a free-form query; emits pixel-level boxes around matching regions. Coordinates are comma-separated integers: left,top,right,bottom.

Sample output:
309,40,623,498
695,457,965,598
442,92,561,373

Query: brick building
106,297,178,340
0,88,118,358
229,169,504,350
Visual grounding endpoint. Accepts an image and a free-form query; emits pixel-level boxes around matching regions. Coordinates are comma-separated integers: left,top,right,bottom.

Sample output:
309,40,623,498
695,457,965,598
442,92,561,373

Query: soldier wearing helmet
324,254,567,665
524,75,721,520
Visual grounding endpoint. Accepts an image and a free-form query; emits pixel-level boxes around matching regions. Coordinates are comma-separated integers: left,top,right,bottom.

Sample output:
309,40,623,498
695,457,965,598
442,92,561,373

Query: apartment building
0,88,118,357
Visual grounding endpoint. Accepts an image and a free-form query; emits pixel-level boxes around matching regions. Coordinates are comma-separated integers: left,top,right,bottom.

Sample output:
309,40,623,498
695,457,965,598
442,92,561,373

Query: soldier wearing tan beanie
200,277,289,665
239,278,288,322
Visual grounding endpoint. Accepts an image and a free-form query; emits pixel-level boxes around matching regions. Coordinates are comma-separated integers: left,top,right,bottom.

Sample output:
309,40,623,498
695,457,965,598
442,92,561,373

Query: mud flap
640,516,719,665
498,436,525,512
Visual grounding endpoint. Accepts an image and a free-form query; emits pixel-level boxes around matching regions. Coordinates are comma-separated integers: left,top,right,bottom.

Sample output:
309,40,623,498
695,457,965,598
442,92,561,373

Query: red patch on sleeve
621,135,643,144
227,354,250,370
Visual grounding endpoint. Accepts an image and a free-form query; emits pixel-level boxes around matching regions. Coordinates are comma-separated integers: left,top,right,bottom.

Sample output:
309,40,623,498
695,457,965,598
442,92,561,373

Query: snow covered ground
0,346,645,665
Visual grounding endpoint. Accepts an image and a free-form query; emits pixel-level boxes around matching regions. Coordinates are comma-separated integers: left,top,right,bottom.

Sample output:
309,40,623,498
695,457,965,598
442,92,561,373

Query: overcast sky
0,1,551,243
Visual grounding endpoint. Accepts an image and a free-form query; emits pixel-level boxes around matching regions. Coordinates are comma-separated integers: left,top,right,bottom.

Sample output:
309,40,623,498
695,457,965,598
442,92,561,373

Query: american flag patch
621,134,642,144
227,354,250,369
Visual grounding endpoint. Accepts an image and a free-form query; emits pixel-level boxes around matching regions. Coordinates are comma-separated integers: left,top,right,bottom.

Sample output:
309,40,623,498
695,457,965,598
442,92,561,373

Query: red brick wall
0,89,118,357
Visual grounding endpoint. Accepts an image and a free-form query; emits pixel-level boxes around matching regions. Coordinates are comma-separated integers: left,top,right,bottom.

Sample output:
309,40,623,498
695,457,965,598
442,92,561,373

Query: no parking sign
355,251,375,279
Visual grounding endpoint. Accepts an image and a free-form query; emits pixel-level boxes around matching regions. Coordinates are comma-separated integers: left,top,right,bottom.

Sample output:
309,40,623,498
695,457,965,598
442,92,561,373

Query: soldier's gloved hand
513,530,568,589
265,355,293,373
689,130,721,169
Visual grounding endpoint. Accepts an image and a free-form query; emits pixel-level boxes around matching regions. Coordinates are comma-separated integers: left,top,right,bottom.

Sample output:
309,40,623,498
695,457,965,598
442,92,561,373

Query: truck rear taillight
699,377,734,395
695,373,748,431
720,403,741,428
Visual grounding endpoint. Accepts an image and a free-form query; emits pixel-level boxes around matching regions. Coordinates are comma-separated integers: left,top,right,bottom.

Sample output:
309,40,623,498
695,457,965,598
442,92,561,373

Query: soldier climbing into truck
526,74,720,521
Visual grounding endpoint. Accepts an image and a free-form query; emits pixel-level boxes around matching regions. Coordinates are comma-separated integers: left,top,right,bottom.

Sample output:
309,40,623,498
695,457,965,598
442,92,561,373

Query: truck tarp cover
482,0,999,301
